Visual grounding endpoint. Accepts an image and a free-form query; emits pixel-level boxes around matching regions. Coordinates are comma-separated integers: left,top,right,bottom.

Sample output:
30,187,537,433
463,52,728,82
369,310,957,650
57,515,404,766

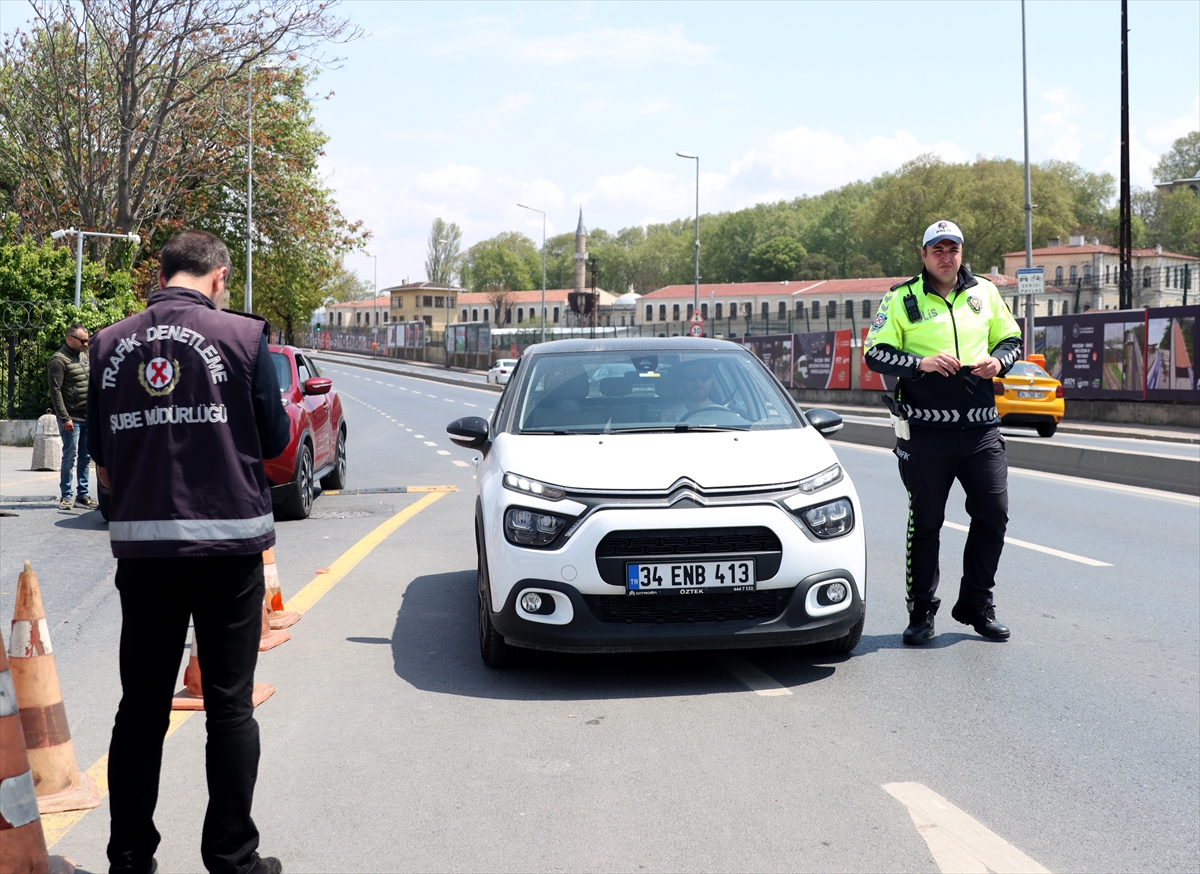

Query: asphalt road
2,356,1196,873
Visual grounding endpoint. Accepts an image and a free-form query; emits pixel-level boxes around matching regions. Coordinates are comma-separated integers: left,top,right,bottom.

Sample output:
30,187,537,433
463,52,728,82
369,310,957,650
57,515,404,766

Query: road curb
829,419,1200,497
310,353,503,393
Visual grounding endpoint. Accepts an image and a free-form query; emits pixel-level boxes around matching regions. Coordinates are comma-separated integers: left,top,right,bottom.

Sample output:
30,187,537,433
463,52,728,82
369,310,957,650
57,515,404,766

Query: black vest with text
92,287,275,558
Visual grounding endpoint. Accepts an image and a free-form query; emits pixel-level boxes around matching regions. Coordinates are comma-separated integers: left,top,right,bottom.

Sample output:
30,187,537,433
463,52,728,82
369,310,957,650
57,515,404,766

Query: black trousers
895,425,1009,614
108,555,264,874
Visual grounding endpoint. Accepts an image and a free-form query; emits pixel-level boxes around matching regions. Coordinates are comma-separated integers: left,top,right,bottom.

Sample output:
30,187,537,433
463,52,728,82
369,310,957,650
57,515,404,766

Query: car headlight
504,472,566,501
797,463,842,493
505,507,568,547
797,498,854,539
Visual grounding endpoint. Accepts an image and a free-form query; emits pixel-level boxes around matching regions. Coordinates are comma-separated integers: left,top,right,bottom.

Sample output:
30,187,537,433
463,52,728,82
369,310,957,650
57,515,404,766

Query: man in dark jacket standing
48,323,96,510
864,220,1023,646
88,230,290,874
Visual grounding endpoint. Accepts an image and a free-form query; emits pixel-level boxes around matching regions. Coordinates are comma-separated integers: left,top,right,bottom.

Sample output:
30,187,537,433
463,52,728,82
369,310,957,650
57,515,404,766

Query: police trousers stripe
109,512,275,542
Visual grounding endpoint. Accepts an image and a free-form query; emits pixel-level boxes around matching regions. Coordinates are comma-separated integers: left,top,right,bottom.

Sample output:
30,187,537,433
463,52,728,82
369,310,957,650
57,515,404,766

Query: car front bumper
490,569,864,654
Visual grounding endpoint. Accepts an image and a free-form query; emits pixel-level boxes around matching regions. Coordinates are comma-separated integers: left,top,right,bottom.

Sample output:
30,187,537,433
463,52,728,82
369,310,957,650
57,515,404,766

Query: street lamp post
366,253,378,357
1021,0,1036,354
516,203,547,344
246,62,280,315
51,228,141,307
676,152,700,330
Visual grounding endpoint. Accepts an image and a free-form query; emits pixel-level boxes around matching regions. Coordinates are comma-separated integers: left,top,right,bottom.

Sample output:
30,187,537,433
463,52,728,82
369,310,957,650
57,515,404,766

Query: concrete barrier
828,417,1200,497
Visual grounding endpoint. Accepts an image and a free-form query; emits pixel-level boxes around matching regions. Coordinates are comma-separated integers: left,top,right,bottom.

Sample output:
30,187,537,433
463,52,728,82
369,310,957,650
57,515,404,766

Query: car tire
1036,422,1057,438
477,521,515,668
278,442,314,520
808,613,864,656
320,426,347,490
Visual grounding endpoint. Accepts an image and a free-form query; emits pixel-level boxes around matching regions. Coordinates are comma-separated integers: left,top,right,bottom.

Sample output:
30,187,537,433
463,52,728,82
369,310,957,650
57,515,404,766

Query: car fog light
520,592,543,613
826,581,847,603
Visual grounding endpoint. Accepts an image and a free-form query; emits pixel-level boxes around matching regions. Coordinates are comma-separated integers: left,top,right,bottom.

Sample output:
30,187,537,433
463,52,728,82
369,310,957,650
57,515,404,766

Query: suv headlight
505,507,568,547
797,498,854,539
797,463,842,493
504,472,566,501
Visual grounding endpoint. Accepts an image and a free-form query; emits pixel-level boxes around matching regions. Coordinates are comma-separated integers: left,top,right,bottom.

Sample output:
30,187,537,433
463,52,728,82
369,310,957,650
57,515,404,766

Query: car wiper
606,424,748,434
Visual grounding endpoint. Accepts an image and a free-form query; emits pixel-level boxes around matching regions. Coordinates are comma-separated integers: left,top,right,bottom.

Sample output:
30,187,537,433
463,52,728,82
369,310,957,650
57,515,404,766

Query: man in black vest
88,230,289,874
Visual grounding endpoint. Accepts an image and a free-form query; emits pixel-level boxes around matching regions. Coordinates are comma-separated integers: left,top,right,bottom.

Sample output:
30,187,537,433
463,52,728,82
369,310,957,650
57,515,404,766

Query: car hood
494,428,840,491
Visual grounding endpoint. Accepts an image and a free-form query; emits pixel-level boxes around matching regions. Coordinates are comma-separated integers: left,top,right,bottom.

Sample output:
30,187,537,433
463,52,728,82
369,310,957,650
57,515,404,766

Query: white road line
883,782,1050,874
436,450,451,455
406,428,412,432
452,460,470,467
386,383,395,387
376,380,384,384
426,395,439,399
424,441,437,446
833,442,1199,505
445,398,455,402
412,391,422,395
941,521,1111,566
713,655,792,697
414,434,425,438
463,403,477,407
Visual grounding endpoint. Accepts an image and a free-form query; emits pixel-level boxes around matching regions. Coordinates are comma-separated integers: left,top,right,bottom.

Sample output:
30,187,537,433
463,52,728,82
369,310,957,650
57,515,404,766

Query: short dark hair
160,230,232,280
67,323,85,336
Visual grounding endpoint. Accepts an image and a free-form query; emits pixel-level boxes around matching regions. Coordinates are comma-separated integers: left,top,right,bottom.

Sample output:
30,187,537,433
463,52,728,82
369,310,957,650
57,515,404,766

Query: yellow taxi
994,354,1064,437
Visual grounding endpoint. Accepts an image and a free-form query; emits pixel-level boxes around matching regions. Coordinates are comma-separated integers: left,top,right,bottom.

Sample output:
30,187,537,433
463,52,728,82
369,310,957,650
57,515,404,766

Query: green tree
1152,131,1200,183
461,233,537,294
425,218,463,285
746,236,806,281
322,266,373,303
795,252,839,280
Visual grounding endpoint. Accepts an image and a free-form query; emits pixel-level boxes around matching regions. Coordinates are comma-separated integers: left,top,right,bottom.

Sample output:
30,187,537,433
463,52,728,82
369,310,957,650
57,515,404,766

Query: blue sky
3,0,1197,288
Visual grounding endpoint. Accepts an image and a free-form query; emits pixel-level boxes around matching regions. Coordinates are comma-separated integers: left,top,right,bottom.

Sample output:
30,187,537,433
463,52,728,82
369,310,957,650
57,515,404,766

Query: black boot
951,602,1010,641
903,606,936,645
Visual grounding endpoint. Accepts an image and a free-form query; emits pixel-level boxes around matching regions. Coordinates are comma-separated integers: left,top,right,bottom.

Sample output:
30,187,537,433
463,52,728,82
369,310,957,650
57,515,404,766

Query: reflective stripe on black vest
109,512,275,543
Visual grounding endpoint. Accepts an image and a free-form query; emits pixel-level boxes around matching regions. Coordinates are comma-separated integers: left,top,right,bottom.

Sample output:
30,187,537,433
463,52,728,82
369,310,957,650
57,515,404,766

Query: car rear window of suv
513,350,801,434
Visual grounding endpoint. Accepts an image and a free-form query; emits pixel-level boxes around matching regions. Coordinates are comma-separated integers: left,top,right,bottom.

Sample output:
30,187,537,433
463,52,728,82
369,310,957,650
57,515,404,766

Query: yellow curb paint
285,490,448,616
406,485,456,493
43,493,448,850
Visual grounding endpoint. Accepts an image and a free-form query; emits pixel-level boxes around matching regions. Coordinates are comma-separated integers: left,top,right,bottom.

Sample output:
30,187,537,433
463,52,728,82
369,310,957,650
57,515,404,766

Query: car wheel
808,613,864,656
278,442,314,520
320,426,347,490
477,521,515,668
1036,421,1057,438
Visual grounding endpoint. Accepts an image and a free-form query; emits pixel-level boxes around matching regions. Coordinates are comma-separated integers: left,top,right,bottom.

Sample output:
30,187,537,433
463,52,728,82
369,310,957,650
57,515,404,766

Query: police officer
88,230,289,874
864,220,1023,646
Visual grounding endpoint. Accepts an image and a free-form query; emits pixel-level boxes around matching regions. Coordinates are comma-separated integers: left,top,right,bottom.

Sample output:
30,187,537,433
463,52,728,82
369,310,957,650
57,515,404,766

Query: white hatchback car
487,358,519,385
448,338,865,667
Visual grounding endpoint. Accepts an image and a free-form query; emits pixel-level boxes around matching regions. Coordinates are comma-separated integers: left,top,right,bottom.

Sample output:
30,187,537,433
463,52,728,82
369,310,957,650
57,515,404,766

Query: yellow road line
42,491,449,849
285,490,448,615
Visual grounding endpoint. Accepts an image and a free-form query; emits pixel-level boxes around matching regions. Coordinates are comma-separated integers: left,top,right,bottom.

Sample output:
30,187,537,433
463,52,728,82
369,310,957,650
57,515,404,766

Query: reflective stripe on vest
109,512,275,542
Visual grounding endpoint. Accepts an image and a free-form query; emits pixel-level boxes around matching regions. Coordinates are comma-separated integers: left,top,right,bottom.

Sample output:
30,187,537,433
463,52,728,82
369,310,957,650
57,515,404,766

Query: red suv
268,345,347,519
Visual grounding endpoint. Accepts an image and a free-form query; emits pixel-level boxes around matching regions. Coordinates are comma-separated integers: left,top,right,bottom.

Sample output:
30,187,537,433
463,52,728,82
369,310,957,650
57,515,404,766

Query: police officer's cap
922,220,964,247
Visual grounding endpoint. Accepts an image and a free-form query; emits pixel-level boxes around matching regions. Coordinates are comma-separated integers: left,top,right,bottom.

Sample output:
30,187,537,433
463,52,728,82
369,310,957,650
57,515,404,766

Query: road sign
1016,267,1045,296
689,322,704,337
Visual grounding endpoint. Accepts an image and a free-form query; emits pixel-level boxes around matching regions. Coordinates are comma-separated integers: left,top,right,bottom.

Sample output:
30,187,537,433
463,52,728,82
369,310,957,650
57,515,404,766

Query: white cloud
1143,95,1200,149
415,163,483,195
427,19,717,68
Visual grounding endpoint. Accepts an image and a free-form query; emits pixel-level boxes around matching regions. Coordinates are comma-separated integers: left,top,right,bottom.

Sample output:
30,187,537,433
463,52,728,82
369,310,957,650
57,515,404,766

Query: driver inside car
662,360,724,422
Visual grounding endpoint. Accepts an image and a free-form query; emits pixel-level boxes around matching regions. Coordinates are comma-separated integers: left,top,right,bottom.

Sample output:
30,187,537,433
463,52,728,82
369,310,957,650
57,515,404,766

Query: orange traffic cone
262,548,300,631
258,601,289,652
0,625,76,874
172,627,275,711
7,562,99,815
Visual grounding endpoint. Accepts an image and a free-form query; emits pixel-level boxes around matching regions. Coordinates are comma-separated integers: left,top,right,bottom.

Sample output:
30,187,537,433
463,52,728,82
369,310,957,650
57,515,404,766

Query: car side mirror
447,416,490,448
303,377,332,396
805,408,843,437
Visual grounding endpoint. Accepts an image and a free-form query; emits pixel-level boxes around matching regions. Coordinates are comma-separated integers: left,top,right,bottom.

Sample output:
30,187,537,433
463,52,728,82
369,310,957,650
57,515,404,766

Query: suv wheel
477,522,515,668
808,613,864,656
278,443,314,520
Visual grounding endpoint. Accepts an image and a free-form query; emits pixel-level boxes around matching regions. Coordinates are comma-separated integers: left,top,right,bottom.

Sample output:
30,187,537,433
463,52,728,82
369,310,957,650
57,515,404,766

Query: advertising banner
859,328,898,392
740,334,794,387
754,330,852,390
1020,305,1198,401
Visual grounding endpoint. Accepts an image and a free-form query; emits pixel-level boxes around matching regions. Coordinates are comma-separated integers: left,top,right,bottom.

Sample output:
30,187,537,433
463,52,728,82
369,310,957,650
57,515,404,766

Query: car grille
584,588,792,624
595,526,783,586
596,527,781,558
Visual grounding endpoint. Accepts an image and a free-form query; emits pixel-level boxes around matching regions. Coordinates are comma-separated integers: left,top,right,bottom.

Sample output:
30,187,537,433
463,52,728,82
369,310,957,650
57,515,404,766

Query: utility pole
1021,0,1036,355
1118,0,1132,311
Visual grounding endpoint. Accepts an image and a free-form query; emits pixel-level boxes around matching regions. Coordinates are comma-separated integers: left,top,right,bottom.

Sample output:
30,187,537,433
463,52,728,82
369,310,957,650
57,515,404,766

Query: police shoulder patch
967,295,982,314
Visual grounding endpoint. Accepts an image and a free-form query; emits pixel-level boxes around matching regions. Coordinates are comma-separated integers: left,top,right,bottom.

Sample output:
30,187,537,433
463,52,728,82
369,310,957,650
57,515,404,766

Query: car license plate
625,560,756,594
1017,390,1042,398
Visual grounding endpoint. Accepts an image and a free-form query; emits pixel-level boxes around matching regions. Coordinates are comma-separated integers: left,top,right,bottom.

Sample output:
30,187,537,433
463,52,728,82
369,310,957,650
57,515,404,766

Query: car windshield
271,352,293,391
1008,362,1051,379
514,350,801,434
